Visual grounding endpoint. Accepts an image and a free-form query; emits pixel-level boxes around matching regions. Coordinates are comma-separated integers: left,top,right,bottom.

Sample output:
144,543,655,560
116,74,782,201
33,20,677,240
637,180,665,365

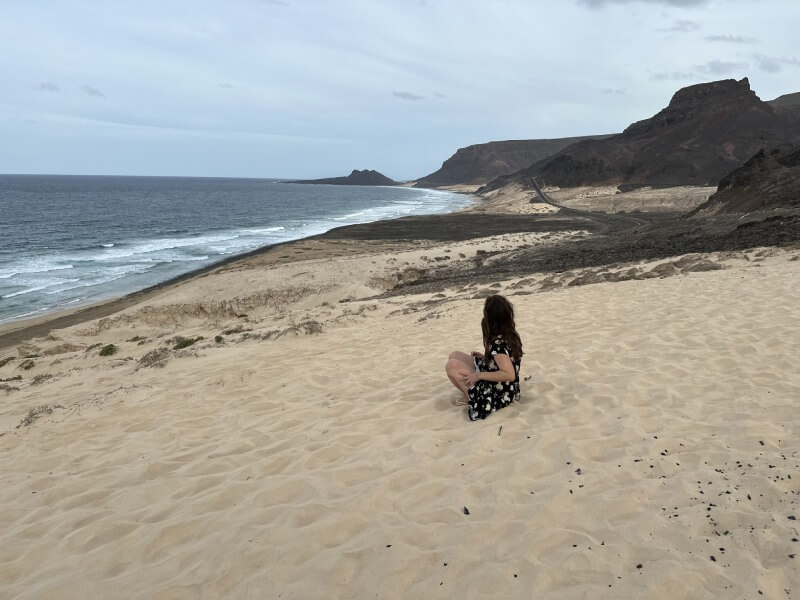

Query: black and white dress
467,336,521,421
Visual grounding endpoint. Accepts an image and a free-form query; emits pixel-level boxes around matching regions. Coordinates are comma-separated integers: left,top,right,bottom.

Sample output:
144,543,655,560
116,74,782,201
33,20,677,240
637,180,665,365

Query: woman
445,294,523,421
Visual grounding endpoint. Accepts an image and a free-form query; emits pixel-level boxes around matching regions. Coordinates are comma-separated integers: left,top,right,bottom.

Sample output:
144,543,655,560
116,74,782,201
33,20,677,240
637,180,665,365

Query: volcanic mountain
481,78,800,193
415,135,613,187
294,169,399,186
768,92,800,112
691,144,800,216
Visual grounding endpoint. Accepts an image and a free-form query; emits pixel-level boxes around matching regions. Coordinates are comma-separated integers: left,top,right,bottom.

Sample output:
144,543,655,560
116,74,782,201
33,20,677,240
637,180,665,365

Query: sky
2,0,799,180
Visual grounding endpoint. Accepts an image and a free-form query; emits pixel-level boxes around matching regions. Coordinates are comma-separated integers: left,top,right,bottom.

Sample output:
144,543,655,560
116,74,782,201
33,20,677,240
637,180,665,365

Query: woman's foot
450,395,468,407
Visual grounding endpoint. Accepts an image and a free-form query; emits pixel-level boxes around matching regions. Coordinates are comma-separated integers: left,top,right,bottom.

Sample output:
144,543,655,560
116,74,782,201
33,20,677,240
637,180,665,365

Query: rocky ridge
415,135,612,187
480,78,800,193
691,144,800,216
294,169,398,186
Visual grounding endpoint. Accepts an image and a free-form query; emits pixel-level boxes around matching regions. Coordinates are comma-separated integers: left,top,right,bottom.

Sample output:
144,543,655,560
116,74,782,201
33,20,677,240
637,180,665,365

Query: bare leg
448,351,475,369
445,355,475,404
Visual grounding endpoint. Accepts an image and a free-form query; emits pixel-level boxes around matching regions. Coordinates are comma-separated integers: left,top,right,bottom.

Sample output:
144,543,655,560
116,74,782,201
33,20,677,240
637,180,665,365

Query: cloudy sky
2,0,798,179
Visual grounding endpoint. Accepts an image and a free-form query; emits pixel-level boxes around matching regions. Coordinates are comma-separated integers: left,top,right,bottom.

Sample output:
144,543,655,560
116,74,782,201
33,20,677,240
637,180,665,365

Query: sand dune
1,229,799,598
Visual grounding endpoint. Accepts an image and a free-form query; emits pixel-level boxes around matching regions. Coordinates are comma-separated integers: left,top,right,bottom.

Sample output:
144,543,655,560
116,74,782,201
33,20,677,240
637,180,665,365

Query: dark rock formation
691,145,800,215
415,135,613,187
294,169,399,186
769,92,800,130
769,92,800,112
481,78,800,193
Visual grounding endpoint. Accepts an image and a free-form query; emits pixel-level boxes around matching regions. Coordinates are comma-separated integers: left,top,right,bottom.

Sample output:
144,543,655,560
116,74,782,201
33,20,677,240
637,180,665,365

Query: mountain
768,92,800,112
691,144,800,216
415,135,613,187
481,78,800,193
294,169,399,186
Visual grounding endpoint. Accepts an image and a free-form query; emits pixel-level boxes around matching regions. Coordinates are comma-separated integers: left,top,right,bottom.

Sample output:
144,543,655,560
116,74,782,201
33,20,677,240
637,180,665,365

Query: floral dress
468,337,521,421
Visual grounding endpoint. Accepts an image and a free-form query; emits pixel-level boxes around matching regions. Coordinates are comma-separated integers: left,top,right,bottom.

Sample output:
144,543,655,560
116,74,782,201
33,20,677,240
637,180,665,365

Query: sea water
0,175,470,323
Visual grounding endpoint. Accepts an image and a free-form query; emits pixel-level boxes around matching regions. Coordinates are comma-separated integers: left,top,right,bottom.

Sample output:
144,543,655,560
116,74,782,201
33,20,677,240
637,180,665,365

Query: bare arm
464,353,516,385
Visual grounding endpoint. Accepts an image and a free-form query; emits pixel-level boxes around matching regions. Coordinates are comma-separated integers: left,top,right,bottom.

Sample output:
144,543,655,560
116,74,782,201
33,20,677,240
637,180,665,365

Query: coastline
4,183,800,350
0,185,479,349
1,184,799,598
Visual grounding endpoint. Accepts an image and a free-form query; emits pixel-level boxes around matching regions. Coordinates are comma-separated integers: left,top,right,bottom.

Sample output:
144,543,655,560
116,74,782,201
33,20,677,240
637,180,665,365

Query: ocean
0,175,471,324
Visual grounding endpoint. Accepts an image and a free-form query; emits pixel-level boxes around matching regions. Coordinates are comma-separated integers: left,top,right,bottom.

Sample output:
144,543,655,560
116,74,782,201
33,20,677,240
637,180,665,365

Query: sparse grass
99,344,117,356
0,384,19,393
222,325,247,335
172,336,203,350
214,335,224,343
19,359,35,371
30,373,54,386
139,348,171,368
22,354,40,359
126,335,146,342
0,375,22,382
0,356,14,368
16,404,64,428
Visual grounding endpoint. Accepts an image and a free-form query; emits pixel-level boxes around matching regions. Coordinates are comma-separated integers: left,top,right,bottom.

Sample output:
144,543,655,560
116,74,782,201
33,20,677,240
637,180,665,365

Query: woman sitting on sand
445,294,523,421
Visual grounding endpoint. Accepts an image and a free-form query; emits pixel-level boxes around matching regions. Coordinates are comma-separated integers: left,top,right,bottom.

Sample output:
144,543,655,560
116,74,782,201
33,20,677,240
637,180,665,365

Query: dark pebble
463,506,470,515
636,564,642,569
710,556,716,562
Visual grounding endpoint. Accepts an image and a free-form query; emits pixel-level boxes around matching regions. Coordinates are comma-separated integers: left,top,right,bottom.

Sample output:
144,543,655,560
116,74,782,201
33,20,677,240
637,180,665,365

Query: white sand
1,225,799,598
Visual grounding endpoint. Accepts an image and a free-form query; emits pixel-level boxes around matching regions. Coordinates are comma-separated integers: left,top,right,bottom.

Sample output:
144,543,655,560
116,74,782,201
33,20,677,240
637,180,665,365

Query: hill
481,78,800,193
691,145,800,216
415,135,613,187
768,92,800,112
294,169,399,186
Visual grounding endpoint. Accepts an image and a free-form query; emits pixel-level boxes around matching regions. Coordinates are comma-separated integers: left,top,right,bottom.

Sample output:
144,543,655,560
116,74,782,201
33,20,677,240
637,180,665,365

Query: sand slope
1,245,799,599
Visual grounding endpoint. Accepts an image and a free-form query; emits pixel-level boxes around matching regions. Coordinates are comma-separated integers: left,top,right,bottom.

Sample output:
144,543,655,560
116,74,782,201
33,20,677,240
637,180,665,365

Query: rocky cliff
415,135,613,187
294,169,398,186
481,78,800,193
691,145,800,216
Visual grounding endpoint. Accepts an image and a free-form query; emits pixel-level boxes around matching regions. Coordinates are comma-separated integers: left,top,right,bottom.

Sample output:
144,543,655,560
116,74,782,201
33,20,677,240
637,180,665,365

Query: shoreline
0,186,478,349
2,183,799,598
3,183,798,351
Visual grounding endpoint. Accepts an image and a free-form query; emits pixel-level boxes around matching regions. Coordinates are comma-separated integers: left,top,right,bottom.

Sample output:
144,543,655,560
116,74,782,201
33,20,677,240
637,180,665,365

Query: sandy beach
1,189,799,599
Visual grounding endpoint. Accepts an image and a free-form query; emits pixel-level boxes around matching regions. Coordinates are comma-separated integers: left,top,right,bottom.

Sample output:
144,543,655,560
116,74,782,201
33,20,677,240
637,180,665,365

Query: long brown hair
481,295,523,360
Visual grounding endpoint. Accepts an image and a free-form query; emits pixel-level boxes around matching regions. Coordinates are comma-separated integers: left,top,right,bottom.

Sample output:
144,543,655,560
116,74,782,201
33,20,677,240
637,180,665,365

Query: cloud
602,88,628,95
658,19,701,32
651,71,695,81
696,59,749,75
392,91,424,101
81,84,106,98
219,83,234,89
752,53,800,73
705,34,757,44
578,0,709,7
36,82,60,92
434,92,447,98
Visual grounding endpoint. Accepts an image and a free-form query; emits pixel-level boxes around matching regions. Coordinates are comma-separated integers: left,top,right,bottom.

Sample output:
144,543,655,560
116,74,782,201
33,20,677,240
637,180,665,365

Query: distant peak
668,77,757,108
